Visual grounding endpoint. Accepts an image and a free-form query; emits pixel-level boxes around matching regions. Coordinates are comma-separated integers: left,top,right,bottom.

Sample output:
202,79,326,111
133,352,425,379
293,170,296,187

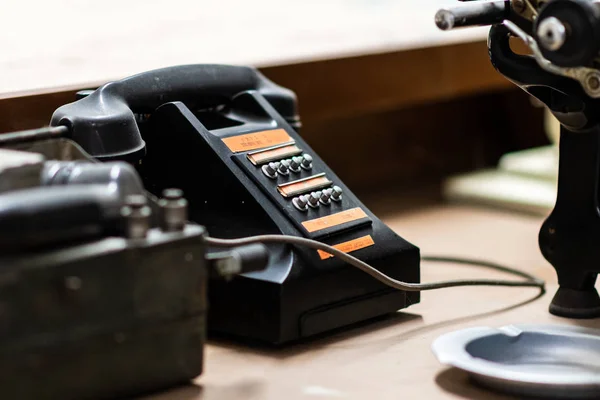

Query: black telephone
51,64,421,344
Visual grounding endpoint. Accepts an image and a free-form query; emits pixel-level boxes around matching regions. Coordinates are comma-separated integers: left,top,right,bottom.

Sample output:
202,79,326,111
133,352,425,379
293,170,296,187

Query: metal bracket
503,20,600,98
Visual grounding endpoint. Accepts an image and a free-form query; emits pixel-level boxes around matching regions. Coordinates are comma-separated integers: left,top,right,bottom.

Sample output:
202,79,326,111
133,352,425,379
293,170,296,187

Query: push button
289,157,301,173
301,154,313,170
293,195,308,212
319,190,331,205
331,186,343,202
278,160,290,175
262,162,278,179
307,192,320,208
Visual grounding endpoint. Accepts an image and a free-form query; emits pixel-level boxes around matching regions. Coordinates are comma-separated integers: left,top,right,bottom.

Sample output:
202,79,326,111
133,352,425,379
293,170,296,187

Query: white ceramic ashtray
432,324,600,399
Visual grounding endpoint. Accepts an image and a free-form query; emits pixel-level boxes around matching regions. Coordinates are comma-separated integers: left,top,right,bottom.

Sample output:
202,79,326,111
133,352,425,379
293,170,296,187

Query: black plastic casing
137,93,420,344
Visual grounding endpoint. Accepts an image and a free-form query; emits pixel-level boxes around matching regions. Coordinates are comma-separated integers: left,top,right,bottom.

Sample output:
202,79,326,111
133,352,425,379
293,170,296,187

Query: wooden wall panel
0,41,544,194
300,90,546,193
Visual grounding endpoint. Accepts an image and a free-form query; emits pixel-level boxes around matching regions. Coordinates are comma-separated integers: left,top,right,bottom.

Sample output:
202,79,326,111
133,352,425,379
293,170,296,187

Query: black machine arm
436,0,600,318
50,64,299,161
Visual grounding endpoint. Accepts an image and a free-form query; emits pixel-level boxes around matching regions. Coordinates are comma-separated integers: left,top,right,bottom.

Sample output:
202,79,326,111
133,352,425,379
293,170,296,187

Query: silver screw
121,194,152,239
588,75,600,90
158,188,188,232
537,17,567,52
583,72,600,97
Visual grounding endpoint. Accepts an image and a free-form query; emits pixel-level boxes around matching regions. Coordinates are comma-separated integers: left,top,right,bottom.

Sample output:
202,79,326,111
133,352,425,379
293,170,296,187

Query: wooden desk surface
142,202,600,400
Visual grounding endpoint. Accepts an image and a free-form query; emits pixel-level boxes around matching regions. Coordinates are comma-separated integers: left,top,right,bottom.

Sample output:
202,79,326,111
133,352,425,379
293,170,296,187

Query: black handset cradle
51,65,300,161
51,64,421,344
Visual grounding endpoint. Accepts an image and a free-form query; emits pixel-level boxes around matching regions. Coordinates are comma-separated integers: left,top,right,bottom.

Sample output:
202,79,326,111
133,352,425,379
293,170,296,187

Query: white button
331,186,343,201
293,196,308,211
307,192,320,208
277,160,290,175
289,158,301,172
262,163,278,179
301,154,313,170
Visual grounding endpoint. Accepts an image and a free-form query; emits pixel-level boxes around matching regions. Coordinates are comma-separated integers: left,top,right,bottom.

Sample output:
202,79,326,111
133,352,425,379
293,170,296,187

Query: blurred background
0,0,554,210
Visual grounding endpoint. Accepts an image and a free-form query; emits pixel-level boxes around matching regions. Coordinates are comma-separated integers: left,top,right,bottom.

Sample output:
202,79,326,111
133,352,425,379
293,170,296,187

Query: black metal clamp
488,23,600,318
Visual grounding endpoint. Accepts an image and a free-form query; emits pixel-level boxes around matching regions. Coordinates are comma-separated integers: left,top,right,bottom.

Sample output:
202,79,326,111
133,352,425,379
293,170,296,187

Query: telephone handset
51,64,300,161
51,64,421,344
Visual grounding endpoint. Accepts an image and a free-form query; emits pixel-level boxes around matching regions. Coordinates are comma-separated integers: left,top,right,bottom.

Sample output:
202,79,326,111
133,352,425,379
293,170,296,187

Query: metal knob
434,1,509,31
158,188,188,232
307,192,320,208
331,186,343,201
320,190,331,205
300,154,313,170
537,17,567,52
278,159,290,175
121,194,152,239
289,158,301,172
262,162,278,179
292,195,308,211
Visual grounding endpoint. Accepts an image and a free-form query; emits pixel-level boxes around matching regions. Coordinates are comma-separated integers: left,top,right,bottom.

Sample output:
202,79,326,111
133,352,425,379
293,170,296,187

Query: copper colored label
247,144,301,165
302,207,368,233
317,235,375,260
222,129,292,153
277,175,332,198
